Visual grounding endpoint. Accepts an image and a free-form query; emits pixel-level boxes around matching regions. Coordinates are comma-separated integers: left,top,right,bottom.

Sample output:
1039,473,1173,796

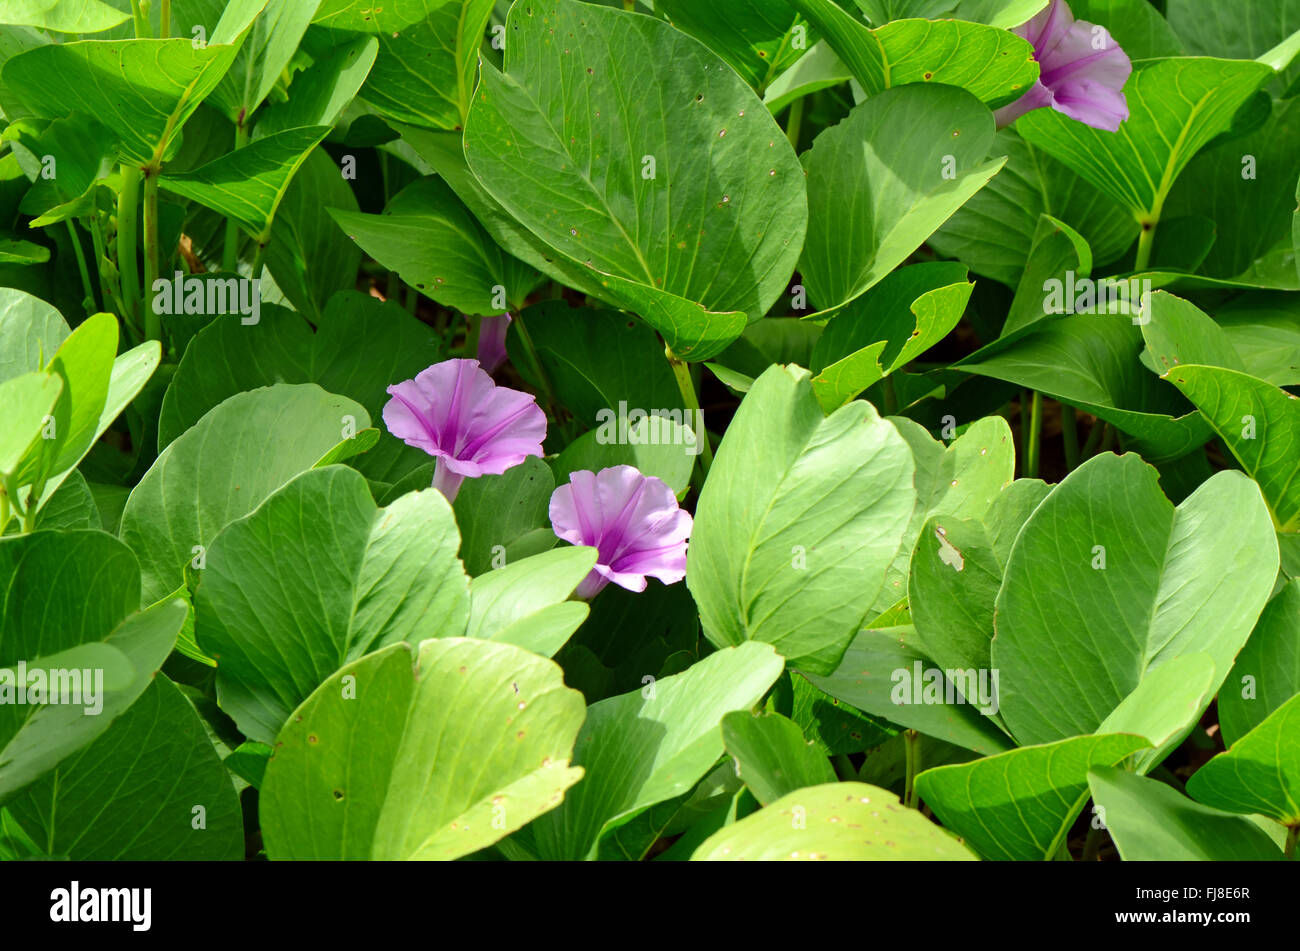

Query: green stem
1284,825,1298,860
248,241,265,285
513,309,561,421
832,754,857,782
1081,417,1106,458
1082,823,1105,862
0,490,10,535
1061,404,1080,471
90,216,127,320
159,0,171,37
129,0,151,37
65,220,97,313
1135,219,1158,271
117,164,142,332
903,729,921,808
1025,389,1042,479
785,97,804,150
222,123,250,272
465,314,482,359
143,171,161,341
666,349,714,476
1099,423,1117,455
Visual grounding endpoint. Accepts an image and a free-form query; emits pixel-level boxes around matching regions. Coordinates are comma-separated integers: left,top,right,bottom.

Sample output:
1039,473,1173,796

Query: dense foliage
0,0,1297,862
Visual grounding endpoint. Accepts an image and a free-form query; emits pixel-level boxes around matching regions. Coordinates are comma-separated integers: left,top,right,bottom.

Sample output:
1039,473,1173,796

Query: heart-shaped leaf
261,637,587,860
687,364,916,674
196,465,470,744
463,0,806,360
121,383,371,603
655,0,809,92
799,84,1002,316
1218,580,1300,746
992,452,1278,746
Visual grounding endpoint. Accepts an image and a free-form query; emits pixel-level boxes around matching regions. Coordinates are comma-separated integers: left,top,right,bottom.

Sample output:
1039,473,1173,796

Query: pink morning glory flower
477,313,513,374
994,0,1131,132
383,358,546,502
549,465,693,600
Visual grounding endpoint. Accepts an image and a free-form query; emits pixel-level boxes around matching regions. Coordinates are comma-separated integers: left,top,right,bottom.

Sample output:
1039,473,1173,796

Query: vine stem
159,0,171,37
1285,825,1298,861
64,220,97,313
143,171,161,340
222,122,250,271
903,729,922,808
785,97,804,149
1061,404,1080,471
666,348,714,476
1082,823,1105,862
0,490,10,534
117,165,143,334
1025,389,1042,479
129,0,150,37
1135,218,1158,271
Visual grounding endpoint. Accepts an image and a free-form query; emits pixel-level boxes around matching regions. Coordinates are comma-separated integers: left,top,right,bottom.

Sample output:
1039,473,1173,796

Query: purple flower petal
550,465,692,599
477,313,513,374
383,358,546,501
995,0,1131,132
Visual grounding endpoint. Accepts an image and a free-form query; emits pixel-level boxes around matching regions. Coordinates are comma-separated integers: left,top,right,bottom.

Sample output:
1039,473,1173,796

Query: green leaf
0,0,130,32
1187,692,1300,826
5,113,118,226
452,456,557,576
257,34,378,137
1015,57,1274,225
1164,97,1300,281
722,711,837,806
959,314,1210,464
803,625,1015,755
121,383,371,603
312,0,496,130
466,546,597,648
1168,0,1300,90
655,0,808,92
2,38,248,168
992,452,1279,746
160,126,331,243
799,84,1002,315
208,0,320,123
687,364,916,674
692,781,976,860
329,175,542,316
0,531,185,801
790,673,895,755
1088,766,1283,861
531,642,784,859
1213,292,1300,387
5,675,242,859
930,130,1138,288
159,291,440,449
463,0,806,360
0,372,61,478
263,147,365,320
1095,652,1217,774
196,466,470,744
262,638,586,859
1219,580,1300,746
809,262,973,410
1164,364,1300,532
909,516,1002,677
1139,290,1247,377
789,1,1038,106
1002,214,1091,336
1068,0,1185,60
916,733,1150,861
